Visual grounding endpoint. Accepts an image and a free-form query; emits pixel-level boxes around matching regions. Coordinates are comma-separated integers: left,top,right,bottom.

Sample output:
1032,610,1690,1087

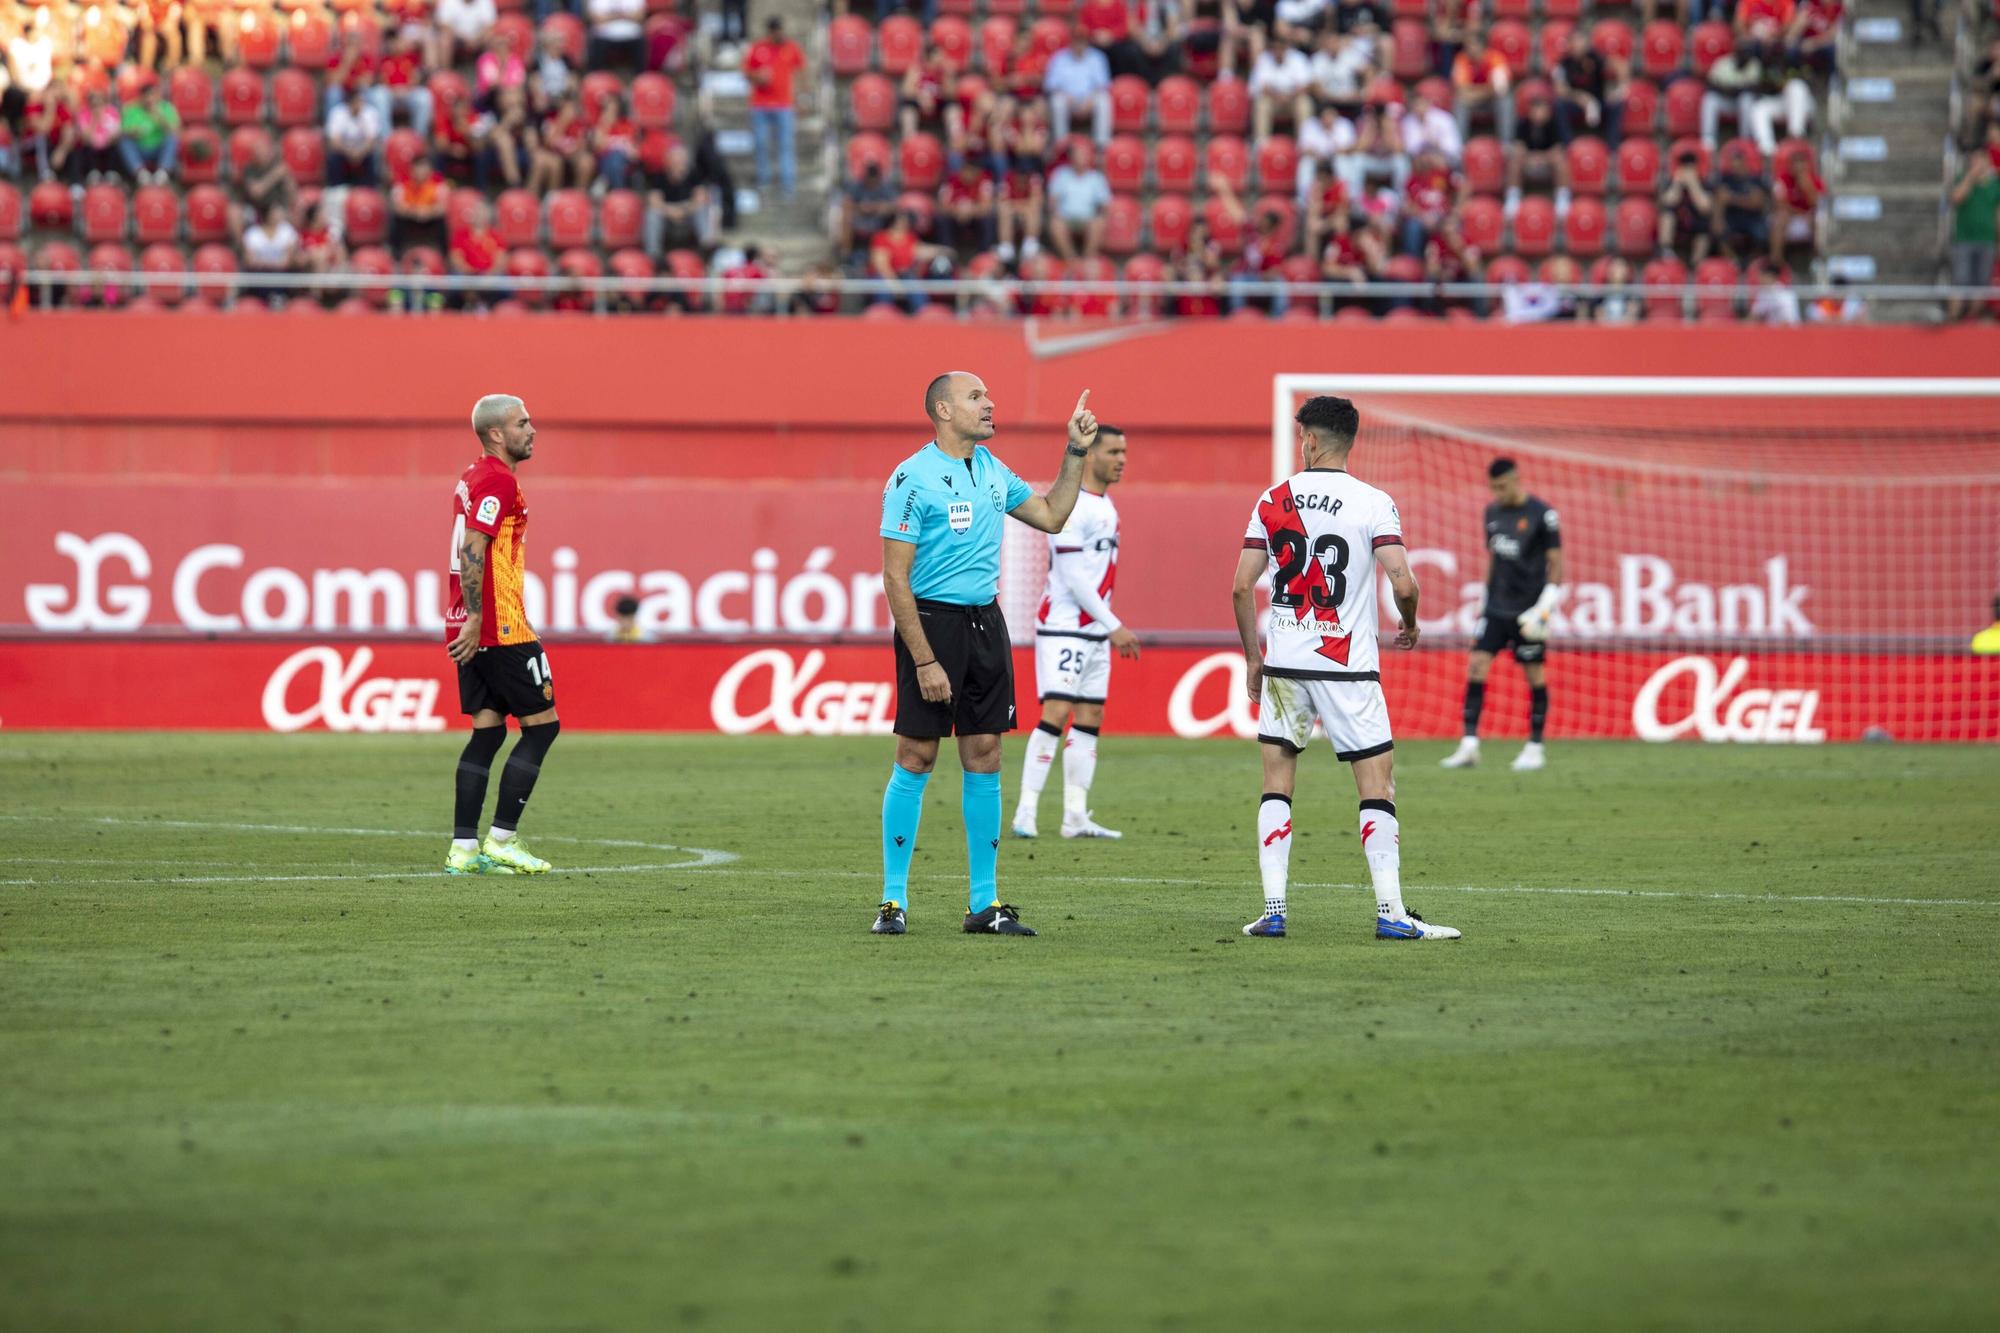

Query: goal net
1269,375,2000,745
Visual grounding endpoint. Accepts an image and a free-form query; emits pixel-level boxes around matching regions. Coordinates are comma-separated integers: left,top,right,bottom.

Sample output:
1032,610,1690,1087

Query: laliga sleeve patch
476,495,502,525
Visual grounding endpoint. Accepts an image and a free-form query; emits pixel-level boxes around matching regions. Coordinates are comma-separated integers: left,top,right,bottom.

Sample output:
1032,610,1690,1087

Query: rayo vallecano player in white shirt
1231,396,1460,941
1012,425,1140,840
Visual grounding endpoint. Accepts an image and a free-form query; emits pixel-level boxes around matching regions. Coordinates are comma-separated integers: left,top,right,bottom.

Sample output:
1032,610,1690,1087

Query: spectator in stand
533,26,577,106
1506,95,1569,218
326,84,384,187
1712,150,1769,260
1229,208,1291,315
326,25,391,130
788,262,844,316
1553,25,1625,148
1397,88,1461,167
238,133,297,227
1044,29,1113,146
1431,0,1474,77
999,25,1052,104
745,17,806,202
241,201,304,297
838,158,897,263
1272,0,1327,48
1946,152,1999,322
1337,0,1390,34
530,97,594,192
594,92,637,192
900,49,954,142
1046,139,1112,261
1318,201,1380,305
586,0,646,72
1749,267,1801,324
1296,101,1355,200
448,196,505,306
1078,0,1137,79
1785,0,1843,75
185,0,241,66
1592,256,1642,324
1249,36,1314,142
478,84,535,189
475,27,527,102
1128,0,1186,86
8,10,56,99
1742,22,1813,153
1658,147,1715,261
868,210,947,312
298,198,348,277
1309,28,1374,110
1734,0,1796,51
435,0,498,70
117,80,179,185
392,154,450,252
719,0,749,48
1701,39,1763,149
135,0,185,74
1174,244,1226,319
381,31,434,141
719,243,771,314
433,86,477,182
1301,161,1346,253
25,82,78,184
1346,97,1407,196
937,156,997,255
1423,210,1479,314
1806,274,1865,323
73,87,122,184
1399,147,1465,255
645,141,709,255
1769,145,1820,264
1451,27,1513,147
996,140,1046,265
690,115,740,231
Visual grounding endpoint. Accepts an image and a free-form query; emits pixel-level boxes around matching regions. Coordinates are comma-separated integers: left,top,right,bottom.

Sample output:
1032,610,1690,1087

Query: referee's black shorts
894,600,1018,738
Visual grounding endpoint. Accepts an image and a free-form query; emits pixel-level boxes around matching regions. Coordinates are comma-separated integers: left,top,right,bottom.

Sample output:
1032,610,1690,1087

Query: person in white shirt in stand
1248,38,1314,141
1396,88,1462,166
1043,30,1113,145
1013,425,1139,841
1295,101,1356,200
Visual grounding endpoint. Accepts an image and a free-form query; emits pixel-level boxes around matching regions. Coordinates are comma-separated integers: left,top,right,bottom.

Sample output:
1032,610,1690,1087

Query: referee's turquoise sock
881,764,930,909
963,769,1001,914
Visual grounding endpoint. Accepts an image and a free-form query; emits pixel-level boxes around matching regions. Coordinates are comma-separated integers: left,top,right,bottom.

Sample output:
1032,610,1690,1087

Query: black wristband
912,659,936,669
1066,445,1089,458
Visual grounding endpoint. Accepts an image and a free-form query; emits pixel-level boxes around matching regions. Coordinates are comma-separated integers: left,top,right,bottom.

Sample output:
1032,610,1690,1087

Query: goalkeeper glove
1516,584,1563,642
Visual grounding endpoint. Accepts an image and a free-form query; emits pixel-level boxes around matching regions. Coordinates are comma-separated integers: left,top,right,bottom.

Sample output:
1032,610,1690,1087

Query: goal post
1267,374,2000,744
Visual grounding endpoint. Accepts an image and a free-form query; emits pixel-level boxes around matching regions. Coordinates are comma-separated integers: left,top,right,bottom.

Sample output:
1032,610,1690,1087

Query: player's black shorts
894,600,1018,738
457,640,556,717
1474,610,1546,664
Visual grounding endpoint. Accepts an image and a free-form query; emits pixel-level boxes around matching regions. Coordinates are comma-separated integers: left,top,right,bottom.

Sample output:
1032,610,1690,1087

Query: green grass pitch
3,732,1997,1332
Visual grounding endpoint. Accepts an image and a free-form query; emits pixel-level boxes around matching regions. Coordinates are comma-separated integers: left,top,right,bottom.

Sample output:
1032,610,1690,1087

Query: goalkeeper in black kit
1440,457,1563,772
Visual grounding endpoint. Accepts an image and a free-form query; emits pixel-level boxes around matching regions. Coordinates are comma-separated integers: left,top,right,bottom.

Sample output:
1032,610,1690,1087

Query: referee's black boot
963,903,1037,936
871,903,906,934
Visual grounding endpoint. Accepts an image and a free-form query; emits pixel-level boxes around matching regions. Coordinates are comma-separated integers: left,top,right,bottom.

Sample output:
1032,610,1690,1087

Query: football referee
871,373,1098,936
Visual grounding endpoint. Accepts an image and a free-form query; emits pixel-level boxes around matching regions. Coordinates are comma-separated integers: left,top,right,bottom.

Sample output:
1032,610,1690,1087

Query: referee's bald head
924,372,969,425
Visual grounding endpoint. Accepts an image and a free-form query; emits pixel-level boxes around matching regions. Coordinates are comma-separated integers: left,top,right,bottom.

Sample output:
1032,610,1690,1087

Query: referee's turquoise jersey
880,441,1033,604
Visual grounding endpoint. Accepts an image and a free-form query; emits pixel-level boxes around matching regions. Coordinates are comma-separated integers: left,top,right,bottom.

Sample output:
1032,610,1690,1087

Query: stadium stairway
1827,2,1957,314
699,0,834,269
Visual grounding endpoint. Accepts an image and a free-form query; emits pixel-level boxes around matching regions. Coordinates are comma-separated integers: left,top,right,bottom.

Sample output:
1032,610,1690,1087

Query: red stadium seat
1664,79,1703,139
1028,17,1070,59
544,13,587,64
664,248,707,311
847,132,892,181
492,14,535,59
1110,76,1149,133
1489,0,1531,17
344,188,388,246
402,247,446,279
1462,136,1505,195
0,184,18,241
1690,21,1733,76
1205,136,1249,192
1155,76,1199,134
1255,136,1298,194
558,247,603,278
281,127,325,185
631,72,676,131
580,71,624,124
1693,256,1740,319
349,244,396,308
1460,195,1503,253
1643,256,1687,319
1563,197,1606,256
1104,135,1146,192
1615,198,1658,259
506,247,553,308
1615,137,1660,193
384,129,426,182
1567,137,1610,194
0,243,25,285
82,184,129,244
1720,137,1764,178
1416,74,1454,111
899,132,945,191
1252,195,1298,255
896,189,936,236
1121,252,1165,316
493,190,540,248
1538,21,1574,77
193,242,237,305
29,180,74,230
1102,194,1142,256
133,185,179,244
185,185,231,245
1669,137,1711,177
87,242,135,306
238,10,282,68
289,11,334,68
879,16,923,75
978,17,1016,74
1037,0,1076,14
1622,79,1659,135
1203,197,1244,254
271,68,316,128
638,129,680,174
828,15,871,77
609,248,655,303
1147,195,1192,253
1389,21,1431,82
931,17,974,70
139,242,187,307
179,127,223,185
850,73,896,132
1513,77,1555,119
221,68,265,127
1382,253,1424,287
1484,254,1531,287
1153,134,1197,192
1513,196,1555,258
1639,21,1684,80
1543,0,1583,16
170,68,215,123
427,71,471,116
545,190,592,250
227,126,272,177
1489,20,1532,77
600,190,644,250
1590,19,1635,65
1208,79,1250,136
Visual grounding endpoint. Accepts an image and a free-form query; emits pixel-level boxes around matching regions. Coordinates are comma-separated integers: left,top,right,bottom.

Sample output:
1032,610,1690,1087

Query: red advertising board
3,640,1993,743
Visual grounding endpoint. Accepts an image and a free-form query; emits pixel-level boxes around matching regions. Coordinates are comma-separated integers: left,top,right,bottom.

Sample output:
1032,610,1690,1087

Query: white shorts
1035,634,1112,703
1257,674,1394,762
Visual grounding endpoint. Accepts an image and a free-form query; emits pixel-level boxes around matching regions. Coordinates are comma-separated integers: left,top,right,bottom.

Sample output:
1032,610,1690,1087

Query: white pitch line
1,863,712,889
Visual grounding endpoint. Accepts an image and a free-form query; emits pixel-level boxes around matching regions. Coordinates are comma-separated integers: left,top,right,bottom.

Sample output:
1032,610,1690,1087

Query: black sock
453,726,507,838
1462,681,1487,737
491,720,561,833
1530,686,1549,743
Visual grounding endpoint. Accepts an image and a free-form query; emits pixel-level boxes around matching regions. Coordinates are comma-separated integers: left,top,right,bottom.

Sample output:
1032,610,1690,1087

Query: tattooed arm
447,528,491,664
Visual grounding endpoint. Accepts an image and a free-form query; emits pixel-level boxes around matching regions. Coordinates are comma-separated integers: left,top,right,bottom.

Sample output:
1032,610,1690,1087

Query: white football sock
1359,800,1403,918
1258,794,1293,917
1062,725,1099,820
452,837,479,851
1020,723,1061,808
487,827,514,843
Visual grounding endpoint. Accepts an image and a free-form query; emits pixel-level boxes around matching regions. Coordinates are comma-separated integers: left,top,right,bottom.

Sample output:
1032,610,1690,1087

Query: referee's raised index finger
1073,389,1091,415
